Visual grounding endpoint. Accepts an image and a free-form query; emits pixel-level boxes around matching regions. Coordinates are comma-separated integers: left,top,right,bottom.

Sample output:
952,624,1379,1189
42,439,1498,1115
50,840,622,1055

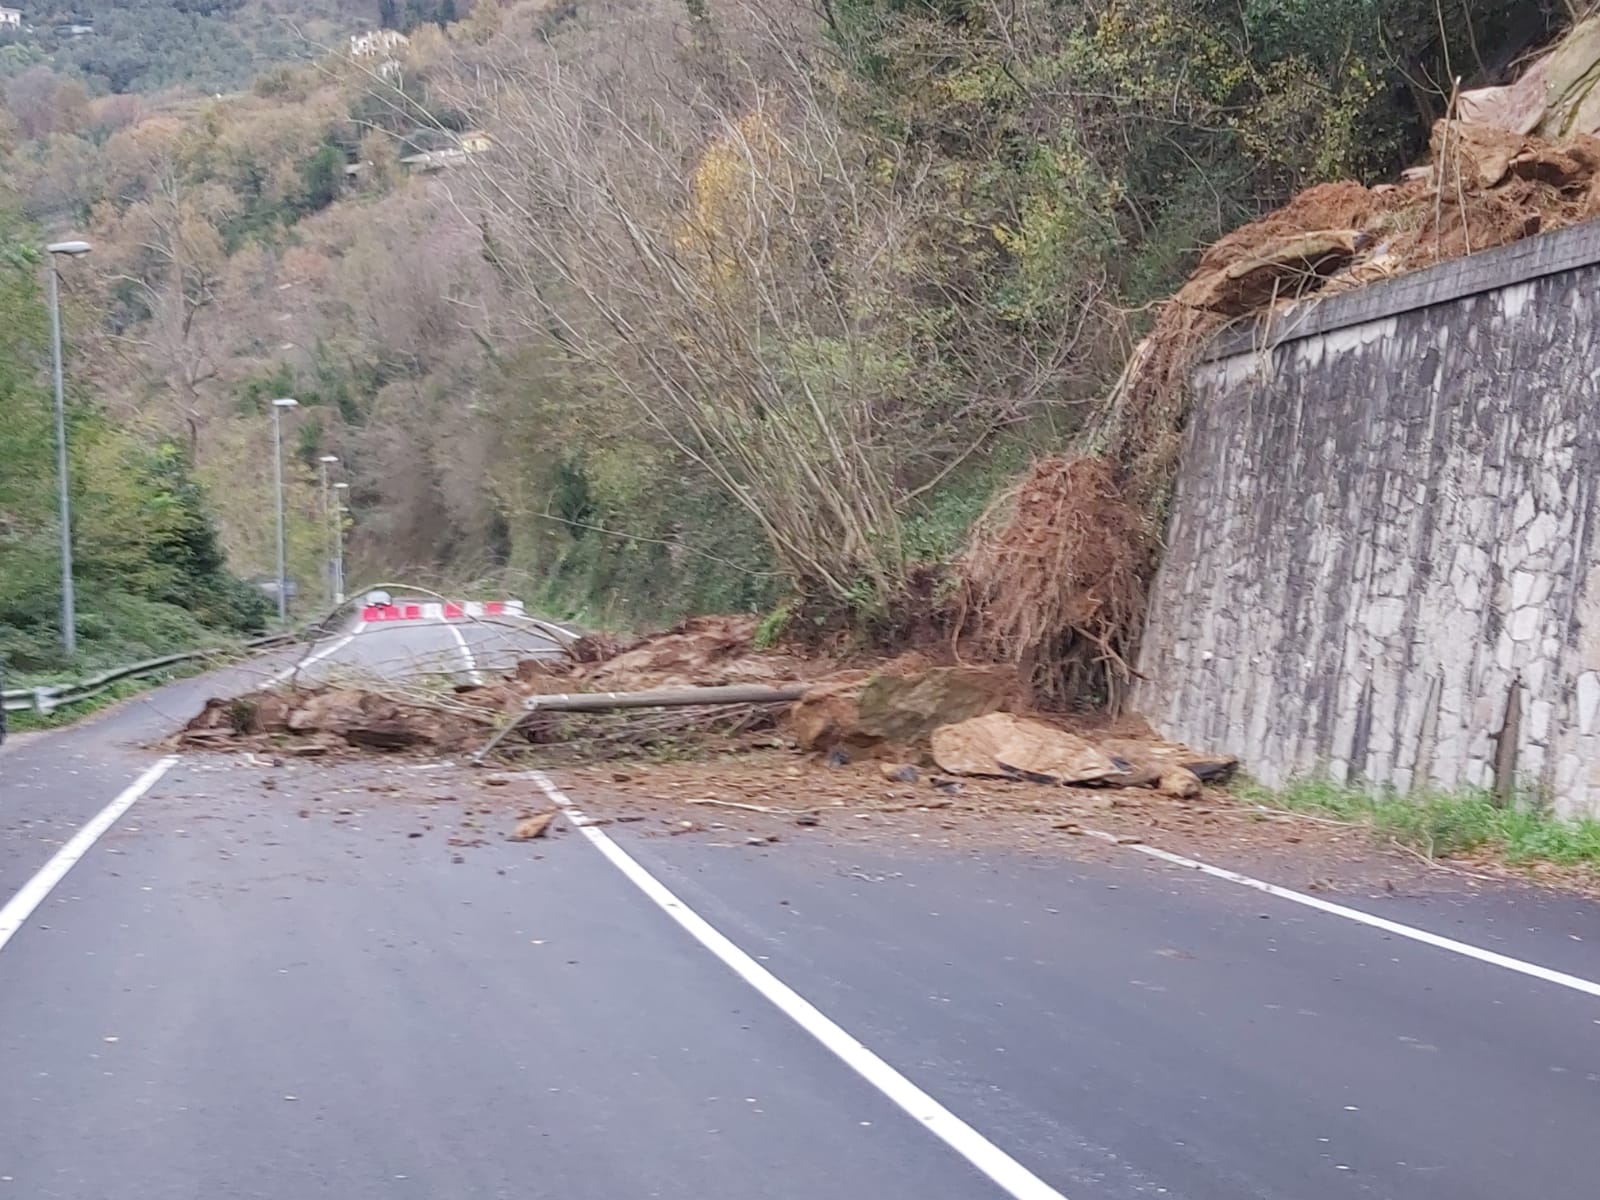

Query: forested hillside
0,0,1583,670
0,209,267,673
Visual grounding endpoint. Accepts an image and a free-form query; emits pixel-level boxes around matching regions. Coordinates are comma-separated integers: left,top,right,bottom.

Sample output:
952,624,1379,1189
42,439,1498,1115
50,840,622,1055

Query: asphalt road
2,617,1598,1199
0,615,559,907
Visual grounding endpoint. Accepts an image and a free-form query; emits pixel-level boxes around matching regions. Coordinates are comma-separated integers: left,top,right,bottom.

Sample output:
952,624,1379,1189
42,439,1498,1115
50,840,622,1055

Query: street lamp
270,397,299,621
317,454,339,604
45,239,91,657
332,482,350,603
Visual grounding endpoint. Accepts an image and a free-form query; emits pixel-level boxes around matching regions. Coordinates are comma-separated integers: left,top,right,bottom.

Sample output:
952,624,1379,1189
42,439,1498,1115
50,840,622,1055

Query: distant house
399,147,467,172
400,131,493,173
0,8,22,29
55,19,93,37
349,29,409,59
400,135,492,175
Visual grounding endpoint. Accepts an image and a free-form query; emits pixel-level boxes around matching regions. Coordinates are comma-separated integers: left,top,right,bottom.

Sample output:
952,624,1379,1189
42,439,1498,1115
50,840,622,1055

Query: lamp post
332,482,349,604
45,239,91,657
270,397,299,622
318,454,339,603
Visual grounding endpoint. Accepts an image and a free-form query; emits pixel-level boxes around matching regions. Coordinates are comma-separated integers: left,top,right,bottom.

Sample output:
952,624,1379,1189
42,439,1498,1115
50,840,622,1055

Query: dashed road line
265,626,363,686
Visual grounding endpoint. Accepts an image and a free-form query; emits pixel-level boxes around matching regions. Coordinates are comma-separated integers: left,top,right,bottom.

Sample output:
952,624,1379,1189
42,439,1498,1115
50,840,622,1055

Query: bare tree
436,0,1105,611
100,163,238,448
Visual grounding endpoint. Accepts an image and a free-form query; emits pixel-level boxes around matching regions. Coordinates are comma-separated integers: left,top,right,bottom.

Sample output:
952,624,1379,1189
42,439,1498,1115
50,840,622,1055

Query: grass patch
1235,776,1600,871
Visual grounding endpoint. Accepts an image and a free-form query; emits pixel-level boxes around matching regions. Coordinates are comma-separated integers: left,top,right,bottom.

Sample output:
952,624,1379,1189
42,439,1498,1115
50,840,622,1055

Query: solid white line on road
265,626,362,686
444,623,486,685
528,771,1071,1200
0,756,179,958
1086,832,1600,1000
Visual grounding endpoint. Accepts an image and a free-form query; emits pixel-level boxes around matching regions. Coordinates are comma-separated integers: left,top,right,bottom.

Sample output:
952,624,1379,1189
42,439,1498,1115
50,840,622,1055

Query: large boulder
932,713,1127,784
790,666,1020,752
931,713,1237,789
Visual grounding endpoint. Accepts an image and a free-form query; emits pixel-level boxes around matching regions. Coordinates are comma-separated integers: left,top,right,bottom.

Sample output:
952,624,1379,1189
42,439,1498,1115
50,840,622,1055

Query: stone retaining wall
1135,220,1600,818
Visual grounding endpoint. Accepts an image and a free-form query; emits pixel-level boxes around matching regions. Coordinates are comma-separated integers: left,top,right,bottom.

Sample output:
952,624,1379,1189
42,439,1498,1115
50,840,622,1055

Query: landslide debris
171,615,1235,800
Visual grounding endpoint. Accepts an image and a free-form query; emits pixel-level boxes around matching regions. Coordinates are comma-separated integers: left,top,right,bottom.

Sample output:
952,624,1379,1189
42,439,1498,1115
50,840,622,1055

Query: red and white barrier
360,599,525,624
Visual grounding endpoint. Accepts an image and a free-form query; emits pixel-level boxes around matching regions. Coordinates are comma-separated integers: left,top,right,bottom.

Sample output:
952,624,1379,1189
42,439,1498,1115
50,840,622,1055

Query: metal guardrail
1,632,296,716
0,588,554,719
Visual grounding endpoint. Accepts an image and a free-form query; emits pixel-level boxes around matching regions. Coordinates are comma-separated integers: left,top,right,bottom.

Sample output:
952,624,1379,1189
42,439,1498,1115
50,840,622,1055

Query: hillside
0,1,454,94
0,0,1591,674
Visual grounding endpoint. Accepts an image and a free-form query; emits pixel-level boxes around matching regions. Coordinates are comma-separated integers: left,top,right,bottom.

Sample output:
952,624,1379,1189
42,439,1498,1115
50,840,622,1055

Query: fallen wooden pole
470,683,808,763
523,684,807,712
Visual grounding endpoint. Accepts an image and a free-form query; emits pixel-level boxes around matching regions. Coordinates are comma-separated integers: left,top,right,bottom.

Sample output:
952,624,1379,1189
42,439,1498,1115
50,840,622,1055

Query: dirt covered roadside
173,746,1592,909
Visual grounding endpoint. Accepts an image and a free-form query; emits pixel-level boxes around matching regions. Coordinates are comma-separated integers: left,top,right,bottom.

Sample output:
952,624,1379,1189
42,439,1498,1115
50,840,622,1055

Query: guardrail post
33,687,55,715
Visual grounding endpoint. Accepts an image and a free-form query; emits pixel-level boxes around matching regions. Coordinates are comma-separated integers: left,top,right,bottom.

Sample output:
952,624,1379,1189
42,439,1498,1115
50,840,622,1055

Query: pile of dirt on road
174,686,496,755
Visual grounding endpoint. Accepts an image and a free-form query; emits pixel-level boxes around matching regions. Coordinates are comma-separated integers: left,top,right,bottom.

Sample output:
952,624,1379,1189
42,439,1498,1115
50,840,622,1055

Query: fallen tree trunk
523,684,808,711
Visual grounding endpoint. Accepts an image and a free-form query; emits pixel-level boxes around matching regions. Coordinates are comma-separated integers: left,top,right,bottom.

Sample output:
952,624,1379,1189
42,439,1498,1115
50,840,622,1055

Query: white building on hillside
349,29,408,59
0,8,23,30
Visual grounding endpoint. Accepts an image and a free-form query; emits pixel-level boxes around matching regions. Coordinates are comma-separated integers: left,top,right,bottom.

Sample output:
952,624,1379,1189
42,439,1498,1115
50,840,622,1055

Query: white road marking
265,627,362,686
0,756,178,957
445,623,486,685
528,771,1070,1200
1087,833,1600,1000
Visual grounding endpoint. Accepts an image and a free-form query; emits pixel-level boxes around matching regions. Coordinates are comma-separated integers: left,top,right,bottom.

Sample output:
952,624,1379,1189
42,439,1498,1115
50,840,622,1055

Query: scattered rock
1158,767,1203,798
795,813,821,826
879,762,919,783
509,811,557,841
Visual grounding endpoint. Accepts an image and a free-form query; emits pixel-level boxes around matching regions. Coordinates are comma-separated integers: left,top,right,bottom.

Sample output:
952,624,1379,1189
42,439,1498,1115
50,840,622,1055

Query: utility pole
318,454,339,605
271,397,299,622
45,240,91,657
332,481,349,604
